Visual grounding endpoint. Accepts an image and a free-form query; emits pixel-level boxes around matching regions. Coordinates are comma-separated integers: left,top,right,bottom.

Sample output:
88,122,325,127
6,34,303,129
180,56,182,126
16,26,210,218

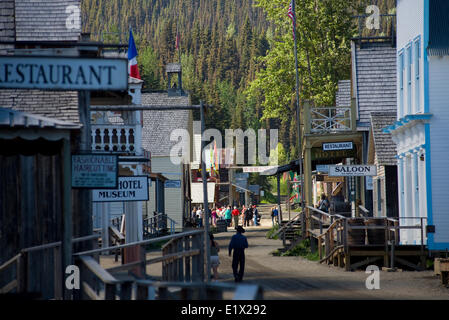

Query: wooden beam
0,280,18,294
349,257,381,270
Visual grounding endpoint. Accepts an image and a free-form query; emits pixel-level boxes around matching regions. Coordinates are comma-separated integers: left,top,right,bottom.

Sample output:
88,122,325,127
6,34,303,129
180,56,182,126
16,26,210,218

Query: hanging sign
0,56,128,90
329,165,377,177
322,142,353,151
92,176,149,202
72,154,118,188
165,180,181,188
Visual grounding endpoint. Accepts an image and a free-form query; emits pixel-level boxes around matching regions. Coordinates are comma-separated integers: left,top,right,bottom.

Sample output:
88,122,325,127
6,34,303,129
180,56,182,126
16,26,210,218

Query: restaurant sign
322,142,353,151
0,56,128,91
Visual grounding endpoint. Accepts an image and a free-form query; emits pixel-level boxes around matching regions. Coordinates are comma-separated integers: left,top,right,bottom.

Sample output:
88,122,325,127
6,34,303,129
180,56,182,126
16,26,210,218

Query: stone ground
101,214,449,300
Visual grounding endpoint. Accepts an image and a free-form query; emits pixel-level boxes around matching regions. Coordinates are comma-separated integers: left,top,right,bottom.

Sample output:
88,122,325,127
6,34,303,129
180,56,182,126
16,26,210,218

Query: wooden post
192,234,200,282
277,173,282,224
53,246,63,300
178,239,184,282
104,283,116,300
61,137,72,300
136,284,148,300
162,245,167,281
140,245,146,278
185,237,191,282
420,218,425,270
199,232,205,282
318,237,322,260
120,281,133,300
17,252,27,293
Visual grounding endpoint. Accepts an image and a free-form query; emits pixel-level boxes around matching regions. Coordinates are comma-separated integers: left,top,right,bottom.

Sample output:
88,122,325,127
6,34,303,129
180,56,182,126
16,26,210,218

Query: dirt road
214,220,449,300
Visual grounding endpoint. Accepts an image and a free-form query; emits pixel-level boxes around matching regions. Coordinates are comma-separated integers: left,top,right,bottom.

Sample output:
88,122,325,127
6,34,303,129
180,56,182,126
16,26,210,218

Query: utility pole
200,101,211,282
291,0,306,229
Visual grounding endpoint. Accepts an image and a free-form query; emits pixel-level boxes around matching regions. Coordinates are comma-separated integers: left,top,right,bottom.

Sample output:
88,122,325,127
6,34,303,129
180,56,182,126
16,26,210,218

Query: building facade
386,0,449,249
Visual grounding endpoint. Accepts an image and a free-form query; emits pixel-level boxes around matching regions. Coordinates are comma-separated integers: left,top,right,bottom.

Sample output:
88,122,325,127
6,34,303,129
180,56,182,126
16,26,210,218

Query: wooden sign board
311,148,356,161
324,176,345,183
72,154,118,188
0,56,128,91
92,176,149,202
329,165,377,177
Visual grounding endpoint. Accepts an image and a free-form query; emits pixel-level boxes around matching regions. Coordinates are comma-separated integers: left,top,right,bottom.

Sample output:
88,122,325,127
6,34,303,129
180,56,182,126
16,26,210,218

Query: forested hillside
82,0,396,163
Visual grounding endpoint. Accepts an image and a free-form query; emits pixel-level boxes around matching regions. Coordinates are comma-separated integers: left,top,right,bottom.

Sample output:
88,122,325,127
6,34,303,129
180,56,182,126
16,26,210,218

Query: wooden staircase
270,212,305,252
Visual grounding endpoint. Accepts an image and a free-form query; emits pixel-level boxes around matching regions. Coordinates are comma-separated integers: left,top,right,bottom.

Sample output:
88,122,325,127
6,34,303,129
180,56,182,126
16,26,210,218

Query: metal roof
0,108,81,129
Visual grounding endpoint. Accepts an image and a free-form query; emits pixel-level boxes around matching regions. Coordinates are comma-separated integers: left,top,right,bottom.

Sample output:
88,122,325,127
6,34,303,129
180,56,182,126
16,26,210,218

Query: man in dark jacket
228,226,248,282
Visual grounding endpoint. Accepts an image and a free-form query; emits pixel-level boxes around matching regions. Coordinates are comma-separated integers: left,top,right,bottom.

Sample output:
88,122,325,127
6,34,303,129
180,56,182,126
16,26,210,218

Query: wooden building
142,64,193,232
367,112,399,218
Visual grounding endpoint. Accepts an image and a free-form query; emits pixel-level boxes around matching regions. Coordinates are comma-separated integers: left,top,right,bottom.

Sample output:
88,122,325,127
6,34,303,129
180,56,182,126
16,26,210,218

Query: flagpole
291,1,306,221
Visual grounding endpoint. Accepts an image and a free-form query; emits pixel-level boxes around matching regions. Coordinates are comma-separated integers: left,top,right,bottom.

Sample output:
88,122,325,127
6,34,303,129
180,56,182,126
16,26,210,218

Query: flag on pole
287,0,296,40
128,29,141,79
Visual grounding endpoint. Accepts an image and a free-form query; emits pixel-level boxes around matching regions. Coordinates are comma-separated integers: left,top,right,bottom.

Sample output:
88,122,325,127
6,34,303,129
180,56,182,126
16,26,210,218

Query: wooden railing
0,234,100,297
143,213,177,239
134,280,263,300
270,212,303,240
91,124,141,154
306,206,428,270
73,230,263,300
74,230,205,297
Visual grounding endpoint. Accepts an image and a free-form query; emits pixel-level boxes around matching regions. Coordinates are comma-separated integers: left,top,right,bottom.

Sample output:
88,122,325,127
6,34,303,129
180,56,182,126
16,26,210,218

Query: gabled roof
353,42,397,127
0,1,82,124
141,92,191,157
0,107,80,129
0,90,80,124
336,80,351,107
14,0,81,42
369,112,397,166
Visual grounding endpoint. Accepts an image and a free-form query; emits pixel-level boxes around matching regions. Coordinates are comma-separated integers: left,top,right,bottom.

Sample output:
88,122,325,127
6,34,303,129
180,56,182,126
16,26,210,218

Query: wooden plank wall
0,142,63,299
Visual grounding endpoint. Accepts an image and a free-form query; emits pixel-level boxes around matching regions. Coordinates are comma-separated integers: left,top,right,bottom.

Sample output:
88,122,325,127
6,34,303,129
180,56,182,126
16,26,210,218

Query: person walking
231,206,240,229
211,207,217,227
253,205,259,226
228,226,248,282
272,206,279,226
209,233,220,281
224,206,232,227
196,207,203,228
244,206,252,227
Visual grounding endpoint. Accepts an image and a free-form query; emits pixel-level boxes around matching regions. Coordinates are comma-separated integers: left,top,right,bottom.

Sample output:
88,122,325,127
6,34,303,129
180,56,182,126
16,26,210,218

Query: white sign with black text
329,165,377,177
322,142,353,151
92,176,149,202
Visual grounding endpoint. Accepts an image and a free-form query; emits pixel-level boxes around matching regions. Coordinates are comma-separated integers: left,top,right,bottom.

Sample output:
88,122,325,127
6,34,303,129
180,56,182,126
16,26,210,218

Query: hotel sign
72,154,118,188
329,165,377,177
311,148,356,161
0,56,128,91
92,176,149,202
322,142,353,151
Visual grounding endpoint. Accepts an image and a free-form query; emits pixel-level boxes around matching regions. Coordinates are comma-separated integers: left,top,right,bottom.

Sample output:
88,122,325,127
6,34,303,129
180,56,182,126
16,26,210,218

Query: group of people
209,225,248,283
191,204,260,229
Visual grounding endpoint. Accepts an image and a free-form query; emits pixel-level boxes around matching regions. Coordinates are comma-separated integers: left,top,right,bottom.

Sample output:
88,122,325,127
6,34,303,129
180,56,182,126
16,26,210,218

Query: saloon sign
329,165,377,177
0,56,128,91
